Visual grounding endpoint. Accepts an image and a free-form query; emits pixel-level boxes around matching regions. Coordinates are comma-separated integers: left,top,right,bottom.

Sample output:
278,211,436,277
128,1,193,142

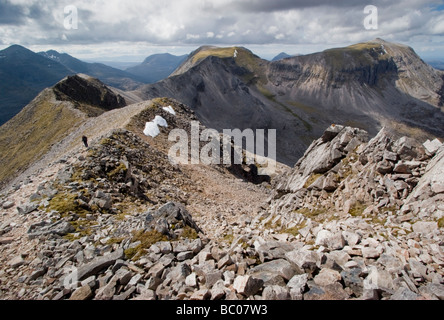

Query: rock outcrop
54,74,127,113
269,124,441,222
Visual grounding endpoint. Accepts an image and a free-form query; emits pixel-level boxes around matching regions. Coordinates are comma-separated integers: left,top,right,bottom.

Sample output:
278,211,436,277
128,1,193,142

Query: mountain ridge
38,49,145,90
0,44,145,126
0,74,128,188
132,39,444,166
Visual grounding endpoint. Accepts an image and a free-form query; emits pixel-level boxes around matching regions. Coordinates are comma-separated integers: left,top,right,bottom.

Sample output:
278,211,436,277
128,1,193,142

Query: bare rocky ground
0,98,443,301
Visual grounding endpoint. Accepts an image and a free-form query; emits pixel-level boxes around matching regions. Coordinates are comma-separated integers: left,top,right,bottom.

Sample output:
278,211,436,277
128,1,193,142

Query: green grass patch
0,91,84,186
438,217,444,229
106,237,125,245
222,233,235,245
264,218,282,230
349,201,367,217
323,42,388,71
296,207,327,220
304,173,323,188
192,47,236,64
181,225,199,240
124,229,168,261
46,192,87,215
281,220,307,237
46,190,101,239
107,162,128,179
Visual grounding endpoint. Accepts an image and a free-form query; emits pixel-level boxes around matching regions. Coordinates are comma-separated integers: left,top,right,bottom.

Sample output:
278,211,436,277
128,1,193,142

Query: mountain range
38,50,145,90
1,38,443,182
132,39,444,165
0,46,187,126
0,38,443,301
0,45,73,126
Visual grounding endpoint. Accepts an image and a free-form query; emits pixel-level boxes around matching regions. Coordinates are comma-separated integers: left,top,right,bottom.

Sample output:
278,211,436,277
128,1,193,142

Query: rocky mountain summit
0,108,443,300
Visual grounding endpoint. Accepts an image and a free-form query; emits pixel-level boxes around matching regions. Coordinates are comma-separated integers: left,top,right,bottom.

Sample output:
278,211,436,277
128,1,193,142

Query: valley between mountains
0,39,443,301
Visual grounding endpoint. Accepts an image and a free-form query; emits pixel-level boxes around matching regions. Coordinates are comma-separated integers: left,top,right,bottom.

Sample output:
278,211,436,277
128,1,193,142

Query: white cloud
266,26,279,35
186,33,200,40
1,0,443,59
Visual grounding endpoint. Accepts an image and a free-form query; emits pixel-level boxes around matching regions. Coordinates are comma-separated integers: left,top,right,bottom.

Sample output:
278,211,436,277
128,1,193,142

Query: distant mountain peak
271,52,292,61
53,74,127,113
171,45,263,77
142,52,177,64
2,44,36,55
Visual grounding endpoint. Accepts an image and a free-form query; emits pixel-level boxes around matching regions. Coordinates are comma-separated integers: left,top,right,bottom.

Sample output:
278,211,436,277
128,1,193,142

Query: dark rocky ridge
54,75,127,112
0,75,129,189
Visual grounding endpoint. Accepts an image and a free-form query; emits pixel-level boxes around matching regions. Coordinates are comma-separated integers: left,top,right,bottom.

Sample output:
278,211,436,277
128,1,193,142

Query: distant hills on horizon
0,45,189,125
1,41,443,127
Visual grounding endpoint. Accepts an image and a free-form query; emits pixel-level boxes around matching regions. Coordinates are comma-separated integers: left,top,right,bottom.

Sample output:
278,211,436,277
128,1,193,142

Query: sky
0,0,444,62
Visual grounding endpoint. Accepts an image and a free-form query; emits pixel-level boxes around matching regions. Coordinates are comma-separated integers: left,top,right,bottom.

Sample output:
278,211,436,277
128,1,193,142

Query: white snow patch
143,115,168,138
162,105,176,116
153,115,168,127
143,121,160,138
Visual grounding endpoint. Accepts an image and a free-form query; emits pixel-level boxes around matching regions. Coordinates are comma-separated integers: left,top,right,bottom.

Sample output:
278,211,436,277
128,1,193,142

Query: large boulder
145,202,203,237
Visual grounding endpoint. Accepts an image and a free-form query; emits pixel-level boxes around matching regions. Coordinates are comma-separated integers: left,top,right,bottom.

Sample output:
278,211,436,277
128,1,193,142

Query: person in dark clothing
82,136,88,148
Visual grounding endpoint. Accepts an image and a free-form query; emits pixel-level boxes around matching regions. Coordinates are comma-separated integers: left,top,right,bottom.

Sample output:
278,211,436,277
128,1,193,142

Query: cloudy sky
1,0,444,61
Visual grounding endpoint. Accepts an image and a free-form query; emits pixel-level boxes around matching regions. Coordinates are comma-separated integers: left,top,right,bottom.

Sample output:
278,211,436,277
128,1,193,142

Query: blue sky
0,0,443,61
